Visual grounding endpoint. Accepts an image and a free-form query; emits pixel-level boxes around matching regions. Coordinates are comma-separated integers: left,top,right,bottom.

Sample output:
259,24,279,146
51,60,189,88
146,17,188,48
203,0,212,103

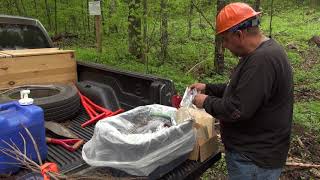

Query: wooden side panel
0,52,12,58
0,48,74,57
0,52,77,89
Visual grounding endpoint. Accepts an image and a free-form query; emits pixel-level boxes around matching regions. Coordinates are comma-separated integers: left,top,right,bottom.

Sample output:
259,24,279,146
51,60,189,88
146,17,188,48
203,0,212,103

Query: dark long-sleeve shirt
203,39,293,168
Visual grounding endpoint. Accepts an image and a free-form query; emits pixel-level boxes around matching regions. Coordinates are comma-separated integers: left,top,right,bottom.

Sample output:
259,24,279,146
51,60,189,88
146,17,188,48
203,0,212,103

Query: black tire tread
0,84,80,122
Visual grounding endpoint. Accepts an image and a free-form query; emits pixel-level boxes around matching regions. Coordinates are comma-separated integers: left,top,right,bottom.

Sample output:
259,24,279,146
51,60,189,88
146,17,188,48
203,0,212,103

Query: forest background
0,0,320,179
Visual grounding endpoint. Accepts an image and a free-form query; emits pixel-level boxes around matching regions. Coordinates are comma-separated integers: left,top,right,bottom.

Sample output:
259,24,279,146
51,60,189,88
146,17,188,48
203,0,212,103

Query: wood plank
0,52,12,58
0,51,77,89
0,67,76,82
0,73,77,89
0,48,59,55
0,48,74,57
0,54,76,74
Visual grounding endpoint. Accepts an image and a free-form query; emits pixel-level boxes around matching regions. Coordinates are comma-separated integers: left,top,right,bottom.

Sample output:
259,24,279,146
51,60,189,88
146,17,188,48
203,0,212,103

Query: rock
287,43,298,50
309,35,320,47
306,9,316,15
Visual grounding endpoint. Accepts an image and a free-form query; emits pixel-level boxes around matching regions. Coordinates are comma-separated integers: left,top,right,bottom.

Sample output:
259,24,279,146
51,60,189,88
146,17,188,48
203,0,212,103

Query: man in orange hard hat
190,2,293,180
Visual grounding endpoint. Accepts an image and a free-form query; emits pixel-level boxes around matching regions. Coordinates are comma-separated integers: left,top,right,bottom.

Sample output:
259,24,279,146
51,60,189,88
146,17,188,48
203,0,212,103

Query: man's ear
236,30,244,41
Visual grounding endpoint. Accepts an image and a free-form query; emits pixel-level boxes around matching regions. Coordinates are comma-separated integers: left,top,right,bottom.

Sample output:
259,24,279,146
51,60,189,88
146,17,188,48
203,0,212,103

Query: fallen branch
191,1,215,31
22,125,42,166
0,130,115,180
310,94,320,100
1,140,40,171
185,59,206,75
296,136,305,148
309,35,320,47
286,162,320,168
294,89,320,100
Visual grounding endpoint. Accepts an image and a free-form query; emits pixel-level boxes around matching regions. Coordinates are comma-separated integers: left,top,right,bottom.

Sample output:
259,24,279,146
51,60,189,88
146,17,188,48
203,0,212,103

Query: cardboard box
0,48,77,89
182,108,219,162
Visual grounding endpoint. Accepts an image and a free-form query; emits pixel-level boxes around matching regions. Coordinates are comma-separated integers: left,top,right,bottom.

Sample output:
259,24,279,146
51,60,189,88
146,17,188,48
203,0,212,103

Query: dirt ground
281,123,320,180
203,122,320,180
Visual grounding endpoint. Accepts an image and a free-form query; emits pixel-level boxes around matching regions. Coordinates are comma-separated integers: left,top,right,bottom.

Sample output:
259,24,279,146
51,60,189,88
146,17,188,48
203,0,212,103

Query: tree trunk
20,0,27,16
81,1,86,36
311,0,318,7
87,0,91,34
64,21,68,35
33,0,38,16
6,0,14,14
108,0,118,33
100,0,106,34
44,0,52,31
128,0,142,60
142,0,148,63
214,0,226,74
254,0,261,11
95,15,102,53
108,0,116,17
14,0,23,16
160,0,168,64
187,0,194,38
55,0,58,36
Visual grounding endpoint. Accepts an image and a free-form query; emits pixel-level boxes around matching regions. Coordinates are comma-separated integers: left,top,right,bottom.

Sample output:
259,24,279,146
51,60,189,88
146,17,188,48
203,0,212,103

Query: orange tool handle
72,139,84,150
46,137,84,152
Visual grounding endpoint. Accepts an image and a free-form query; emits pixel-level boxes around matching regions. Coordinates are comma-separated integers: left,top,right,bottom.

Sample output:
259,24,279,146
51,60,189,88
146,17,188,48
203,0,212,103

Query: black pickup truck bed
44,61,221,179
48,107,221,179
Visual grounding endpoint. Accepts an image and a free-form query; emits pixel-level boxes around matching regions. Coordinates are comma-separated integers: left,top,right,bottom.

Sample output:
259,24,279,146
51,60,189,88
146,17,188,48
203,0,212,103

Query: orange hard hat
216,2,261,34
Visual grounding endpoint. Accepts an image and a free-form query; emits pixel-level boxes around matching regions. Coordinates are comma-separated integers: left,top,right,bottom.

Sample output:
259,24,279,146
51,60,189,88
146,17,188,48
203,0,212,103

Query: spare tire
0,84,80,122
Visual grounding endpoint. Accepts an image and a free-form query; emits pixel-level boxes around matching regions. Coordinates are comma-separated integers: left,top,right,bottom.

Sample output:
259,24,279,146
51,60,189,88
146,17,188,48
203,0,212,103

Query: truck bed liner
46,107,221,179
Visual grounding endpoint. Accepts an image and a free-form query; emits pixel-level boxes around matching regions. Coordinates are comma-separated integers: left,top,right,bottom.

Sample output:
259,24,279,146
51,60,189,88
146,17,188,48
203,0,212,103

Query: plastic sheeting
82,104,196,176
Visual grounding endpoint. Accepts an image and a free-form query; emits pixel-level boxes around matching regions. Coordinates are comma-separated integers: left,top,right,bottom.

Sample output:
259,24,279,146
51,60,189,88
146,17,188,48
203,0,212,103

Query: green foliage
260,8,320,48
1,0,320,178
201,155,228,179
73,46,196,93
287,51,302,66
294,101,320,133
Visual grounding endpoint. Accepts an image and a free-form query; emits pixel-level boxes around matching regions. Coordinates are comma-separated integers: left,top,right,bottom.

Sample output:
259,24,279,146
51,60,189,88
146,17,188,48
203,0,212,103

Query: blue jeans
225,150,282,180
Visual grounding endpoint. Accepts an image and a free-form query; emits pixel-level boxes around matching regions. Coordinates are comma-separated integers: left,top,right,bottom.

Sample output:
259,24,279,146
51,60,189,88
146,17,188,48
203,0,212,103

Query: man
190,2,293,180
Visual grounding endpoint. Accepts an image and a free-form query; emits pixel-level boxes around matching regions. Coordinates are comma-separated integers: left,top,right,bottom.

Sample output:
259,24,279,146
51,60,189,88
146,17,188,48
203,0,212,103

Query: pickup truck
0,15,221,179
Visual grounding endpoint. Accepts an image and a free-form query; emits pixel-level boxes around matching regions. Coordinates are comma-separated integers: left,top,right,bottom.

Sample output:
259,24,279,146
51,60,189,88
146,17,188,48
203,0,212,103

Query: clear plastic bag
82,104,195,176
180,87,197,108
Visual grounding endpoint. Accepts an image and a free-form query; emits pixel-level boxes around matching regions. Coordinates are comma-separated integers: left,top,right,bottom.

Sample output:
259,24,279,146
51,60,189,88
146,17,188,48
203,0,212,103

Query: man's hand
190,83,206,92
193,94,208,108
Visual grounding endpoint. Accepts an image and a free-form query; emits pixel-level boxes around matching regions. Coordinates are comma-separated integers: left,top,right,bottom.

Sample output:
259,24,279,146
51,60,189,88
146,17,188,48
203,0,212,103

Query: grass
294,101,320,133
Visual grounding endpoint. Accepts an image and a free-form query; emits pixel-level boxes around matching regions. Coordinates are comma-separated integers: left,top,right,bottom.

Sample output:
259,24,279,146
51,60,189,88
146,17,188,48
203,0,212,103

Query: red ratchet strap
41,162,59,180
78,91,124,128
46,137,84,152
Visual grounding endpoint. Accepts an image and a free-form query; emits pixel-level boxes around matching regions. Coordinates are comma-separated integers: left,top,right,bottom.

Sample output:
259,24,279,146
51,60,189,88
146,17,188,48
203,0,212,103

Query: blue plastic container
0,101,47,174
